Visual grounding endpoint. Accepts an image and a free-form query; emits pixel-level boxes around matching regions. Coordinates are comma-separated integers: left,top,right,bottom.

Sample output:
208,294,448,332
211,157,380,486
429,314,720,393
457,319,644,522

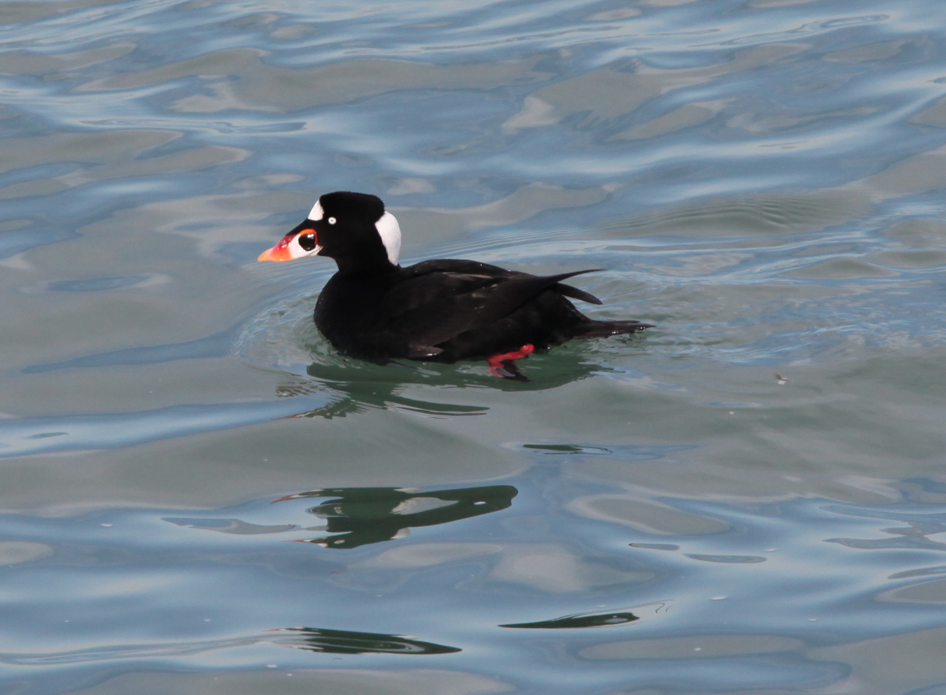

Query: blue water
3,0,946,693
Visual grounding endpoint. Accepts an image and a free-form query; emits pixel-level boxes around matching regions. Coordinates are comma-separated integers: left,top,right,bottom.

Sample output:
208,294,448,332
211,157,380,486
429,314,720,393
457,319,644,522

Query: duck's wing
401,259,603,305
379,267,600,355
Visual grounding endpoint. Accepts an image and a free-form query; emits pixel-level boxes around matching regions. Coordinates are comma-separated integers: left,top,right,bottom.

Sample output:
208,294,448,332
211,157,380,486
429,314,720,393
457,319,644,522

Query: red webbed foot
487,344,535,380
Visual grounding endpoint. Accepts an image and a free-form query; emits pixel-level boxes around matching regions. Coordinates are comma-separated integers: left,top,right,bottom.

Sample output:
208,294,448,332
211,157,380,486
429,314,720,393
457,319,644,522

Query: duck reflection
501,609,639,629
270,626,460,655
275,376,489,419
276,345,630,418
500,602,670,630
274,484,518,549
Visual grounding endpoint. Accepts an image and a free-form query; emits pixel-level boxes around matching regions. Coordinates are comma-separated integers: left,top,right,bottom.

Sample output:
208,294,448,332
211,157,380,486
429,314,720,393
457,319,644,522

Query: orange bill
258,232,297,262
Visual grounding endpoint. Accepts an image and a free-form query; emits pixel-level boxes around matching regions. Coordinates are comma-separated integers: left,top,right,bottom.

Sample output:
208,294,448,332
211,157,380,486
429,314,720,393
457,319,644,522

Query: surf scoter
259,191,652,378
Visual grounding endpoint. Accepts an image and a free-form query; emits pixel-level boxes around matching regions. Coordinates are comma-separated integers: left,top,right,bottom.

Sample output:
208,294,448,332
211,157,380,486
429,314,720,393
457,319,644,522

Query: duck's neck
332,256,399,279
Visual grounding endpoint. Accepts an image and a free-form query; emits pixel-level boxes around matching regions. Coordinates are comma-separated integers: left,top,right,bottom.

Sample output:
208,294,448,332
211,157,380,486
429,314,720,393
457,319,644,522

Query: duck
258,191,652,378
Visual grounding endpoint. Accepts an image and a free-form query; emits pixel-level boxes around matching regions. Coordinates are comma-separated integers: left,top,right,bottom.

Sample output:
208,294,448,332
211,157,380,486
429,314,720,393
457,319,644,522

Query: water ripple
3,0,946,693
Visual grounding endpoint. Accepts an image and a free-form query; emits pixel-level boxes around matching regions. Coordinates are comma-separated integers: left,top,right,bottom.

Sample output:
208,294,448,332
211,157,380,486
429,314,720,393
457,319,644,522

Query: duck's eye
298,233,317,251
328,217,337,225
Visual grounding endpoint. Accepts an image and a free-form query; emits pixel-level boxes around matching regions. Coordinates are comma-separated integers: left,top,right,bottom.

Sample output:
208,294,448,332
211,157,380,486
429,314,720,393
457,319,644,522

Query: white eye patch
328,217,336,225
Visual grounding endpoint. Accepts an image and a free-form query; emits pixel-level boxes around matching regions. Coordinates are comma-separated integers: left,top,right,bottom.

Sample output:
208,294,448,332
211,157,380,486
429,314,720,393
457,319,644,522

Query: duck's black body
259,191,652,374
316,259,650,362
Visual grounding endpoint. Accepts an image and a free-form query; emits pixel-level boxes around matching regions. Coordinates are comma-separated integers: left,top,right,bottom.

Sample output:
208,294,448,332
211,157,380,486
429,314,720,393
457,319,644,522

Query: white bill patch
288,233,321,259
375,211,401,265
307,200,324,221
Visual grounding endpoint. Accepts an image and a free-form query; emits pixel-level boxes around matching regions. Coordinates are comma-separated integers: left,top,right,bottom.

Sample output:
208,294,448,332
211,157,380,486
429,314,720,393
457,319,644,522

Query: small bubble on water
711,596,727,600
267,664,277,668
101,523,112,527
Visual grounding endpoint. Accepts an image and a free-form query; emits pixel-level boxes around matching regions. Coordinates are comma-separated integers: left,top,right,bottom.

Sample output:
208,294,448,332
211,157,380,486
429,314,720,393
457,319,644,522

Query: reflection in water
164,518,298,535
0,627,459,665
275,346,630,418
501,610,639,629
276,374,488,419
275,485,518,549
501,602,672,630
684,553,766,563
826,502,946,552
271,627,460,655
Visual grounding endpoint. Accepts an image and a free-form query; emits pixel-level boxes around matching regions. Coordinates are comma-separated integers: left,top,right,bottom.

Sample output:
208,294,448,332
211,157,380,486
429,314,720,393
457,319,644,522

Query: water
2,0,946,692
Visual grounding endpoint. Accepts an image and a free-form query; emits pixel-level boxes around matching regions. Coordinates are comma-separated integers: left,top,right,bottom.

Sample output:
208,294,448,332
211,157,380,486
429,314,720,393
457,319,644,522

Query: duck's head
258,191,401,272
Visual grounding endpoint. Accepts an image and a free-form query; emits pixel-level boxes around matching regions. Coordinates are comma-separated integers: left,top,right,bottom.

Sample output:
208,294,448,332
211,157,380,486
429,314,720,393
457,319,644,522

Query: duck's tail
575,319,655,338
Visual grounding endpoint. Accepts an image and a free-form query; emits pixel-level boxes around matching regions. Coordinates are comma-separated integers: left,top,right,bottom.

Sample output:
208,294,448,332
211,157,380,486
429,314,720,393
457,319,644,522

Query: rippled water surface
4,0,946,693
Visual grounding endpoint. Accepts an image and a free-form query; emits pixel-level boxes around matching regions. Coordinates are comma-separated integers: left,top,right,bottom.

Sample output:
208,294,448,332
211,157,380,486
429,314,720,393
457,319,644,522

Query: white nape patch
307,200,324,221
375,211,401,265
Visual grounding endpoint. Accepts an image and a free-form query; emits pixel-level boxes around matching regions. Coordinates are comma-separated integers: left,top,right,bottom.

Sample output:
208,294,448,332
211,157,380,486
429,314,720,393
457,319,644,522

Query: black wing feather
397,259,603,306
553,284,602,305
380,269,599,349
